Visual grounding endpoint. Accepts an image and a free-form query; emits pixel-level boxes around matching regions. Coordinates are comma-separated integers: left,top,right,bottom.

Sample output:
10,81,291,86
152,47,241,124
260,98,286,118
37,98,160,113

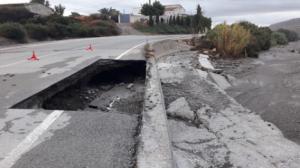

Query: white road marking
115,35,191,60
0,110,64,168
115,42,146,60
0,35,189,68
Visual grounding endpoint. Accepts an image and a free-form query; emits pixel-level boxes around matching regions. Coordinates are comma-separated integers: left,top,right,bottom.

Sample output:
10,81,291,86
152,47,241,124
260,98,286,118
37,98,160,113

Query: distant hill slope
270,18,300,35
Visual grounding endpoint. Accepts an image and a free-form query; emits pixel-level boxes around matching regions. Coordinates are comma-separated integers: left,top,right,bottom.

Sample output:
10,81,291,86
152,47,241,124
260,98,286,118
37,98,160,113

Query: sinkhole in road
12,59,146,114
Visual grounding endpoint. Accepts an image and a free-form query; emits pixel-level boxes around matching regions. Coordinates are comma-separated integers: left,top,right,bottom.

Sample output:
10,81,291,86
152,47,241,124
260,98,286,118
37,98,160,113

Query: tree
180,16,184,25
45,0,50,7
70,12,80,17
141,3,155,26
172,15,176,25
184,16,192,26
168,15,172,25
98,8,120,22
54,4,65,16
175,15,180,25
30,0,45,4
99,8,120,22
192,4,211,34
192,5,203,33
152,1,165,24
99,8,110,20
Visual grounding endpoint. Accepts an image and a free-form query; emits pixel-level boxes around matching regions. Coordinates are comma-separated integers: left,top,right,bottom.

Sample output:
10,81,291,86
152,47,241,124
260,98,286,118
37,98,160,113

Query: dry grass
207,23,251,58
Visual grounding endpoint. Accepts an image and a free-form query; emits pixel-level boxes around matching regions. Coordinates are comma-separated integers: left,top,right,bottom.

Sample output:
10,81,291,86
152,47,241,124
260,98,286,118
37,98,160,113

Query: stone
127,83,134,89
208,72,231,90
197,69,208,79
198,54,215,70
167,97,194,120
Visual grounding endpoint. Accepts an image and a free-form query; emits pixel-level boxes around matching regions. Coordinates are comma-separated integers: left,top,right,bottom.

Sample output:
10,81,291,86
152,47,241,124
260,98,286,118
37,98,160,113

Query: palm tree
54,4,65,16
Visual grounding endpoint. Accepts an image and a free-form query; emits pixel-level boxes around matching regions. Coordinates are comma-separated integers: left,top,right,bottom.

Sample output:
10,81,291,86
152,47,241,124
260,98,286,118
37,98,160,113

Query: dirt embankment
213,41,300,145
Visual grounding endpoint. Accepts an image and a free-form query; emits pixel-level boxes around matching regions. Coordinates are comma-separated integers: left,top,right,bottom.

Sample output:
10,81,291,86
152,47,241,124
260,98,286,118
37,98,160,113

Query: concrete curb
137,56,174,168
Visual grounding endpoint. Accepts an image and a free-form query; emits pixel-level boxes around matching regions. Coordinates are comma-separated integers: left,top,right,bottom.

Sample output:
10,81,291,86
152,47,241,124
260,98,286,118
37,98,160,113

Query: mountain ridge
270,18,300,35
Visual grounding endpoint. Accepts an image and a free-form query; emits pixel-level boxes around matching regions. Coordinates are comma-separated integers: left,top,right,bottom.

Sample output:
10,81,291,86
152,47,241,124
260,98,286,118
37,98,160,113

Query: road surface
0,35,188,168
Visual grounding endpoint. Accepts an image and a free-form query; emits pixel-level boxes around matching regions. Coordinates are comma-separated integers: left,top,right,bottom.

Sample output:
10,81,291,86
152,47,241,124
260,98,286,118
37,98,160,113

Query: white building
164,4,186,16
119,4,186,24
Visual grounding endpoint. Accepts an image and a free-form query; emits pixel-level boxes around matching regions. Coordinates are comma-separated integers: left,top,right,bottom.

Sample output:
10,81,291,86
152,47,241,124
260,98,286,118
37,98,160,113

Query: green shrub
271,32,288,46
67,23,91,37
26,16,48,25
91,20,120,35
238,21,272,57
278,29,299,42
25,23,48,40
47,23,70,39
0,22,26,42
47,15,75,25
92,26,119,36
133,22,190,34
257,27,272,50
207,23,251,57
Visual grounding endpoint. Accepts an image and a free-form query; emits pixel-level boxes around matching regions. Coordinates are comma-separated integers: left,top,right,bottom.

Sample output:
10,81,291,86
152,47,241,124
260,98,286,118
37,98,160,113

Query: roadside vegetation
207,23,251,57
199,21,299,58
0,0,120,44
133,2,211,35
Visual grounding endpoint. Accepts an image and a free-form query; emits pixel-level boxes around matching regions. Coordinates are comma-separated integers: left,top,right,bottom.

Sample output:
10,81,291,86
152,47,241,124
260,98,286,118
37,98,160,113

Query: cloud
1,0,300,25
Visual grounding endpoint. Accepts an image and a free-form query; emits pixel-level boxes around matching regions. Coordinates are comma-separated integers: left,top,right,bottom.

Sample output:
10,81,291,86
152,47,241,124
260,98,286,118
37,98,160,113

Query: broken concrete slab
196,69,208,79
198,54,215,70
208,72,231,90
157,49,300,168
167,97,194,121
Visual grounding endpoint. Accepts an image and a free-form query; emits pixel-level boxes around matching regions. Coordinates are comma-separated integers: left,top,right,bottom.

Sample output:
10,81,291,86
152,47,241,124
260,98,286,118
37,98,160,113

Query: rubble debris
157,49,300,168
167,97,194,121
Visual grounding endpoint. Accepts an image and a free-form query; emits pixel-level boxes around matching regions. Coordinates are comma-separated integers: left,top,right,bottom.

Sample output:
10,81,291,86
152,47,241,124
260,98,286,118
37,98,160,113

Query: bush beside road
0,4,121,45
132,22,191,34
198,21,299,59
0,16,120,44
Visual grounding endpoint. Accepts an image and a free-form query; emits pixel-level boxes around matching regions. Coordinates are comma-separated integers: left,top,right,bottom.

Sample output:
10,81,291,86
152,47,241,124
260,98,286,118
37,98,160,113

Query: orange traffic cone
28,51,39,61
86,44,93,51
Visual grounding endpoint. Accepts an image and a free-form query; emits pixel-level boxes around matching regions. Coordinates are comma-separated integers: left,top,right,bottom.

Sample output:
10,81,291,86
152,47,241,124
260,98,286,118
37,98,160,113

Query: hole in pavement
12,59,146,114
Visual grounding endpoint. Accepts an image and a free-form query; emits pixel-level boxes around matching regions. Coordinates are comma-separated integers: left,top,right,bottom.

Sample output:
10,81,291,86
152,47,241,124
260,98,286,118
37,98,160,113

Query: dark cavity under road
216,41,300,144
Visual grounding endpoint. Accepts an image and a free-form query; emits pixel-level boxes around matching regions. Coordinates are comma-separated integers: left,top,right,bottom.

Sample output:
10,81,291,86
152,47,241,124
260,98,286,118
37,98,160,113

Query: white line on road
0,110,64,168
115,42,146,60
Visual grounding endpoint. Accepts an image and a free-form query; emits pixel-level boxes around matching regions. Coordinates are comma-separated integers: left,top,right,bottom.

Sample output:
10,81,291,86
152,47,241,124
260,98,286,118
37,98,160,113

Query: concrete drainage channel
11,59,147,168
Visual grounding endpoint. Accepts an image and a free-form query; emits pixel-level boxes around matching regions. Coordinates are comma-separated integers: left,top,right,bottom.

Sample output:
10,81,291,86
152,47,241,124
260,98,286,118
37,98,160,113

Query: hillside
270,18,300,35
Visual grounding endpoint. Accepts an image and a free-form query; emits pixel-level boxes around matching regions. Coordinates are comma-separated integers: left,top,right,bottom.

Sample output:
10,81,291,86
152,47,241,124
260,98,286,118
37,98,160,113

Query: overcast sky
1,0,300,26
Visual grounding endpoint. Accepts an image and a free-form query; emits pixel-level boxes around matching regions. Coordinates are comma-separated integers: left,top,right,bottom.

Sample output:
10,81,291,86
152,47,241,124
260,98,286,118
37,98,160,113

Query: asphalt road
0,35,188,168
226,41,300,144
